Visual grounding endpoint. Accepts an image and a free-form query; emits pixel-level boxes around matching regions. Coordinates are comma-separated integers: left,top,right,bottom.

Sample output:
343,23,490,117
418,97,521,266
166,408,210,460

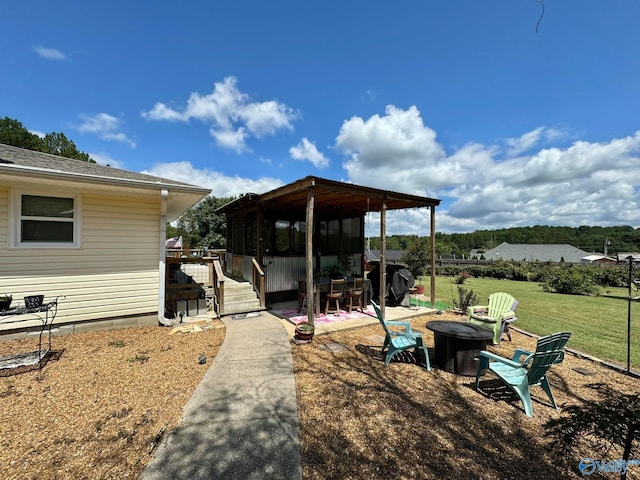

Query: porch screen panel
293,221,305,254
342,217,362,254
245,218,257,256
275,220,291,254
232,218,244,253
319,219,339,254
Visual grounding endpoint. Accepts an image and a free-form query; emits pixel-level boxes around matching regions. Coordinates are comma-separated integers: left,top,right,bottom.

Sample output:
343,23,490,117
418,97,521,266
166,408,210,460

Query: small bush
453,271,471,284
453,286,477,312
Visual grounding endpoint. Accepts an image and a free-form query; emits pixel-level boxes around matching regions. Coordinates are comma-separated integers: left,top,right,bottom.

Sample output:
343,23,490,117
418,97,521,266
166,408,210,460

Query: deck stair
220,275,264,316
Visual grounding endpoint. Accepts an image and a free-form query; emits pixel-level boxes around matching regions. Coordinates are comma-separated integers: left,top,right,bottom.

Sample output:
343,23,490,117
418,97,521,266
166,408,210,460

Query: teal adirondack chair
468,292,518,345
474,332,571,417
371,301,430,371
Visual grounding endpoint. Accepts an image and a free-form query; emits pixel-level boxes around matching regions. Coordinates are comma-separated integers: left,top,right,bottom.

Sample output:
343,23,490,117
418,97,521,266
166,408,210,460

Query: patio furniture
426,320,493,376
468,292,518,345
371,301,430,371
297,279,308,313
324,278,346,315
474,331,571,417
0,296,65,370
345,277,364,313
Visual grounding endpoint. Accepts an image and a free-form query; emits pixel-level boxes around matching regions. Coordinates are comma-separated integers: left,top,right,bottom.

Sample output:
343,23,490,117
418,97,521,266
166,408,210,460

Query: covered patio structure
216,176,441,322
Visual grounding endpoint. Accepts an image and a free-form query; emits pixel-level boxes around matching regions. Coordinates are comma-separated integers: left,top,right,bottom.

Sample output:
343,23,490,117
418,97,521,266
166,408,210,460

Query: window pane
263,220,275,255
245,218,256,256
21,220,73,242
22,195,74,218
232,218,244,253
342,217,362,254
275,220,290,254
319,220,339,253
293,221,306,253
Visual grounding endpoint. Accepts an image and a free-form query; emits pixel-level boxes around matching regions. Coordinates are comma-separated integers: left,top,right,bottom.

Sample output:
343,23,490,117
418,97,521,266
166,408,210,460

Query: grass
416,275,640,369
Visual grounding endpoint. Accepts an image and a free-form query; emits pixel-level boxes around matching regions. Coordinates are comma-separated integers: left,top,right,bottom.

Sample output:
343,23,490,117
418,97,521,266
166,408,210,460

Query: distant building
471,242,591,263
580,254,616,264
368,249,406,264
617,252,640,262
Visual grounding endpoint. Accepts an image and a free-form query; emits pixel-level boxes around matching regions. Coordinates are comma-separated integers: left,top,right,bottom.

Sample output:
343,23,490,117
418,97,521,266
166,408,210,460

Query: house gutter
158,189,172,326
0,164,210,195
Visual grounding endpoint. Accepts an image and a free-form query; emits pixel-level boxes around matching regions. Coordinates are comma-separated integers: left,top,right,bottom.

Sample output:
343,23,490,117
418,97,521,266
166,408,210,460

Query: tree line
0,117,95,163
370,225,640,258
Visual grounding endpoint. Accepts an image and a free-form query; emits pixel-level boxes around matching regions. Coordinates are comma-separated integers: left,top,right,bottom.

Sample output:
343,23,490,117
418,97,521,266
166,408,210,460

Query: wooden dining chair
345,277,364,313
324,278,346,315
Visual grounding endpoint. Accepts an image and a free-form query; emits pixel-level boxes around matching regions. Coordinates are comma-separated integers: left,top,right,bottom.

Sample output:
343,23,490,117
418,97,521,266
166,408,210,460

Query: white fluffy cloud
289,138,330,169
142,162,284,197
77,113,136,147
142,77,297,153
336,105,640,233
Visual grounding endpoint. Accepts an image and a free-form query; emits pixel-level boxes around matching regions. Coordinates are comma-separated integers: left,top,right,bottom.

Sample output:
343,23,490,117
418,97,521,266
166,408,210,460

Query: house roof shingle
0,143,210,221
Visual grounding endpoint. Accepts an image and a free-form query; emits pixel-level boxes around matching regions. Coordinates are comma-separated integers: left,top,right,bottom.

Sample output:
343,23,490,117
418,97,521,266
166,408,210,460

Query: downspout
158,189,172,326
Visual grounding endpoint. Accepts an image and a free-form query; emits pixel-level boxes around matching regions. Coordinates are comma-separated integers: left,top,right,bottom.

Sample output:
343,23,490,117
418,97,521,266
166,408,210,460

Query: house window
12,192,80,248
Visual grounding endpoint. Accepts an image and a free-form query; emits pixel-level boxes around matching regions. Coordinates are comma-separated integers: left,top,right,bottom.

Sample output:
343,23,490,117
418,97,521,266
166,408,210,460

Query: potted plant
294,321,315,341
0,295,12,310
324,263,345,280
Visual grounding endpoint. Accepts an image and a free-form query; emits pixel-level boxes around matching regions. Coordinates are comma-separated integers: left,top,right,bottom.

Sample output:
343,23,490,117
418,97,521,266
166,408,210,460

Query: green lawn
416,275,640,369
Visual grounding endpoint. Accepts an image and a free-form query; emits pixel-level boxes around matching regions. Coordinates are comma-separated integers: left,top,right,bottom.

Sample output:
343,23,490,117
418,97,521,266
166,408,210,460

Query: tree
42,132,94,163
401,236,430,278
0,117,95,163
169,195,236,249
191,195,236,249
0,117,43,151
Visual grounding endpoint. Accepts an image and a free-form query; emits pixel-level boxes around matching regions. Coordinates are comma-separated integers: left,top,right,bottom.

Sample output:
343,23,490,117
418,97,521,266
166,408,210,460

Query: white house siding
0,190,161,331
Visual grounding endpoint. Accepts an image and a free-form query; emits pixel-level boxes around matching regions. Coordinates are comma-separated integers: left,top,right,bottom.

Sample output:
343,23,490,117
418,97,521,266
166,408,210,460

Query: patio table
312,277,371,316
426,320,493,376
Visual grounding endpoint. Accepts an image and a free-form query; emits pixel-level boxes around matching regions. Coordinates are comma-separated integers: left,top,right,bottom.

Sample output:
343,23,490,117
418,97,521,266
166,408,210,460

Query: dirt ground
0,311,638,479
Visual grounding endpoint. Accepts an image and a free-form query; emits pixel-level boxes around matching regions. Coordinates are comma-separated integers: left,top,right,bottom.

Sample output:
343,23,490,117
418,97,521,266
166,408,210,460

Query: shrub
453,271,471,284
452,286,477,312
542,266,599,295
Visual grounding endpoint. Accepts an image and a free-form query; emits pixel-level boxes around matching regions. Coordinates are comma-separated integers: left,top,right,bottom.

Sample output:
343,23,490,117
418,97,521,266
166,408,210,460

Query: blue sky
3,1,640,237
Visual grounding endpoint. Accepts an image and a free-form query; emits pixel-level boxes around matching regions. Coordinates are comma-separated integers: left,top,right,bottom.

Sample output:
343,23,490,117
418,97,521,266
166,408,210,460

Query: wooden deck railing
251,257,265,308
212,256,225,315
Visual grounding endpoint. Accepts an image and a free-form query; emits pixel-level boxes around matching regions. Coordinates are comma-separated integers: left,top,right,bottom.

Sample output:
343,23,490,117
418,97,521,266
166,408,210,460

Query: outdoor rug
272,305,377,326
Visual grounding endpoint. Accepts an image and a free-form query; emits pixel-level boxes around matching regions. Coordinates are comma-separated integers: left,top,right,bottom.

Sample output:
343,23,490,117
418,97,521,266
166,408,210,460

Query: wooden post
256,204,264,265
430,205,437,308
380,200,387,315
306,184,315,324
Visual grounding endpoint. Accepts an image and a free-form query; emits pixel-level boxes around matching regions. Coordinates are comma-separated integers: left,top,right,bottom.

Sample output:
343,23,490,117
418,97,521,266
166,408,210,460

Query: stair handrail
212,256,225,314
251,258,266,308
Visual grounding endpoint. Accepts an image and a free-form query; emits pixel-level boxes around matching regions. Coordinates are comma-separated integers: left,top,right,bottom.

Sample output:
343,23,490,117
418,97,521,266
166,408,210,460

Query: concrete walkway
140,312,302,480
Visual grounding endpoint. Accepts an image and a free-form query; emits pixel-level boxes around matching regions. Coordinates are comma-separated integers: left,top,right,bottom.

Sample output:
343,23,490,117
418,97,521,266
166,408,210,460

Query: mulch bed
291,311,640,479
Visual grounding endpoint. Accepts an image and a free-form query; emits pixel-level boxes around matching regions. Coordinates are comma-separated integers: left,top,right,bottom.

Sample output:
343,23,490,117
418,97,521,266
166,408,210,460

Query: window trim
10,190,82,249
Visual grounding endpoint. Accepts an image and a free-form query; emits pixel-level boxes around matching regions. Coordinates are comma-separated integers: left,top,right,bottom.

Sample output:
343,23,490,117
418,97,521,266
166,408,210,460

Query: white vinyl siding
0,190,161,329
